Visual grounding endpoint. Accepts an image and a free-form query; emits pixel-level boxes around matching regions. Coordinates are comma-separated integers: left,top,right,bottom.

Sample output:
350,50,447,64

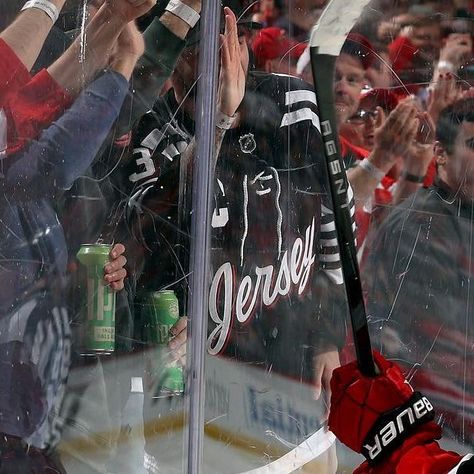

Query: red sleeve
3,68,74,155
354,424,464,474
339,135,370,162
0,39,31,106
388,36,418,74
396,443,465,474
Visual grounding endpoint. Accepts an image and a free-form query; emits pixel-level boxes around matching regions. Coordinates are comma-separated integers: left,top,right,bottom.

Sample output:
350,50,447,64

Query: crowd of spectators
2,0,474,472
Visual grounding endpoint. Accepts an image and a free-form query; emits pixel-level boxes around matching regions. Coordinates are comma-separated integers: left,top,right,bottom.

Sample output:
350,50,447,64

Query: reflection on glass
0,0,474,472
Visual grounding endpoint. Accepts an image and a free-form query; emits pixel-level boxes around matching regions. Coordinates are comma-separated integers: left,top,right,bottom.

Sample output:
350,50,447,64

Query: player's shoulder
249,71,317,108
250,70,314,91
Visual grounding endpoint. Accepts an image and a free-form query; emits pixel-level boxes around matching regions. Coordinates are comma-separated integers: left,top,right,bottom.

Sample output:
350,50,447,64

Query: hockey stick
309,0,376,376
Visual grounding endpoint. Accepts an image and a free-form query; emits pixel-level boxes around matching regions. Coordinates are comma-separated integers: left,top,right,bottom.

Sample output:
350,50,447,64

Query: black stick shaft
311,52,376,376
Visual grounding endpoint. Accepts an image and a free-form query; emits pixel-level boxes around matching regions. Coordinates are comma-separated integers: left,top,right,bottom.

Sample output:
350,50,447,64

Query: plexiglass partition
1,0,474,473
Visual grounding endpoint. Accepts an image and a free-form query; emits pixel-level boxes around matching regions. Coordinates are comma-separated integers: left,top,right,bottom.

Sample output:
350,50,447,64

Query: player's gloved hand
328,351,415,453
328,351,467,474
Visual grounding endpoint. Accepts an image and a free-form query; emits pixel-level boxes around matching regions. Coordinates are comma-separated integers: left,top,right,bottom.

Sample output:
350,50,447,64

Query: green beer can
77,243,115,354
142,290,184,395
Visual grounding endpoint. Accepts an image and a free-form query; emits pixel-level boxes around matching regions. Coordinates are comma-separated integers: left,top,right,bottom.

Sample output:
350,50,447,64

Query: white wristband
359,158,385,181
165,0,200,28
21,0,60,23
216,110,237,130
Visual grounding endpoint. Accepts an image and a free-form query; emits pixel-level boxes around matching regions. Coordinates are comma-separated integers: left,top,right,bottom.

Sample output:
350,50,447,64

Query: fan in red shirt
0,37,72,156
340,88,436,251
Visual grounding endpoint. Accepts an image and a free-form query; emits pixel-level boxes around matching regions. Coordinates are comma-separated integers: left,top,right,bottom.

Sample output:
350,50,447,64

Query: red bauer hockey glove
328,351,470,474
328,351,424,454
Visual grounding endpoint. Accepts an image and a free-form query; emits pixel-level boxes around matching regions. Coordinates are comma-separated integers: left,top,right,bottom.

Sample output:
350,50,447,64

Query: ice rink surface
56,351,467,474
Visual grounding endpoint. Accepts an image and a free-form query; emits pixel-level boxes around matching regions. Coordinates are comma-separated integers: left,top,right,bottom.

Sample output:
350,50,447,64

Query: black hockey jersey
116,72,353,379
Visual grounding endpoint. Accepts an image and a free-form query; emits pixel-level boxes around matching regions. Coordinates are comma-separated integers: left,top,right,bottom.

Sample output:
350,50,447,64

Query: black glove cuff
361,392,435,466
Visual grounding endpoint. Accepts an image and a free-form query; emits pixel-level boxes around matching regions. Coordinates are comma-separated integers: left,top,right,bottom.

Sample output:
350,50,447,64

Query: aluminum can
142,290,184,394
76,243,115,354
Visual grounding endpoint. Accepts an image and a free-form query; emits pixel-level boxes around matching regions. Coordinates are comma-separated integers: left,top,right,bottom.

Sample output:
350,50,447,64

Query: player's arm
0,0,66,72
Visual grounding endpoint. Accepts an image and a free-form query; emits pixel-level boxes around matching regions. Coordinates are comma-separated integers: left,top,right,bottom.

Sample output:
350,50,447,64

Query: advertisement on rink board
204,356,324,443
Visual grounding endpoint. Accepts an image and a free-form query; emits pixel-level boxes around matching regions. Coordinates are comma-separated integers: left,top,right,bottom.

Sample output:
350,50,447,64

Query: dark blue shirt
0,70,129,313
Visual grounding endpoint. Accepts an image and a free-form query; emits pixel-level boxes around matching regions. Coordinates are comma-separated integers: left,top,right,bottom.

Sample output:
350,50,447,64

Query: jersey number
129,147,156,183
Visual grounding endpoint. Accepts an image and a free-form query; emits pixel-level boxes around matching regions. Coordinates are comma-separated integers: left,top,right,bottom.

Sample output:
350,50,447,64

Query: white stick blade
309,0,372,55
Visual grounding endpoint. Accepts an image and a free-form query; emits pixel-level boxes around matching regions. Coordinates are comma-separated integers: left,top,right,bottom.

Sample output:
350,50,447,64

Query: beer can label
77,244,116,353
85,271,115,352
142,290,183,393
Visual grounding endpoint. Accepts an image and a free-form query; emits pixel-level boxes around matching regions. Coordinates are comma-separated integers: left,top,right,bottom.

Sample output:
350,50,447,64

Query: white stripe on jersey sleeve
319,190,357,283
347,182,354,202
280,108,321,132
162,143,182,162
321,204,333,215
321,221,336,232
320,237,338,246
350,201,356,217
319,253,341,263
5,299,37,340
322,268,344,285
448,454,474,473
140,128,164,152
285,90,318,106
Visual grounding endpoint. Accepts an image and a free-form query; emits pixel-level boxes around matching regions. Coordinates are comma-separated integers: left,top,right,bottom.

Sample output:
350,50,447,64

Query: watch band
400,170,425,183
359,158,385,182
21,0,60,23
165,0,200,28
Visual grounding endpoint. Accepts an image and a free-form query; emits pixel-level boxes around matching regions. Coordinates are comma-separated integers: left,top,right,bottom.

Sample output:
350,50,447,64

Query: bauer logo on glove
362,392,435,464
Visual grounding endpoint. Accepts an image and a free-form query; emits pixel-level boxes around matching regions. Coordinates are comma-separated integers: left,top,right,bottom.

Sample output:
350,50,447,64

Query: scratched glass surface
0,0,473,473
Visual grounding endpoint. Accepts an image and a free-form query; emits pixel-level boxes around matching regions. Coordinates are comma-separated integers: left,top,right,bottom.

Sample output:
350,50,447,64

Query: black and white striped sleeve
319,183,356,285
279,87,322,133
276,79,357,286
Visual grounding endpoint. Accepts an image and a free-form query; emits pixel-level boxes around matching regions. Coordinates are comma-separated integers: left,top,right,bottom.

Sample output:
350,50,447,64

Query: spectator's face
444,121,474,200
358,96,381,150
411,24,441,60
334,53,366,125
343,96,382,151
376,14,416,44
